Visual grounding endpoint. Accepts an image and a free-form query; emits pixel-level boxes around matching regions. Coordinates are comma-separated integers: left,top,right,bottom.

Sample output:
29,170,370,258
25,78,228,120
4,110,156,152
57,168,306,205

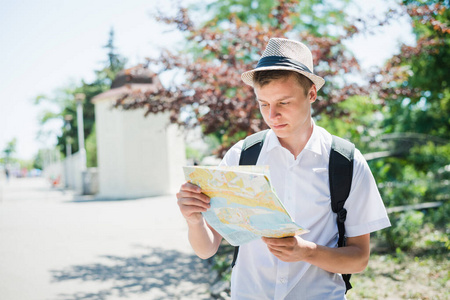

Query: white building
92,65,186,199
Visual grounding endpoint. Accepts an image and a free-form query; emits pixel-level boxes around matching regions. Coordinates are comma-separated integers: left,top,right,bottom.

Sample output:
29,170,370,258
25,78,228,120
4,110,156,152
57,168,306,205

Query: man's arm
262,234,370,274
176,182,223,259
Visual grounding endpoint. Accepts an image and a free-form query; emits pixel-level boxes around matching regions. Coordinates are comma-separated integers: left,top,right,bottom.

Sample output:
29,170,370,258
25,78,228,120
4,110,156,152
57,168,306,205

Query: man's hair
253,70,314,95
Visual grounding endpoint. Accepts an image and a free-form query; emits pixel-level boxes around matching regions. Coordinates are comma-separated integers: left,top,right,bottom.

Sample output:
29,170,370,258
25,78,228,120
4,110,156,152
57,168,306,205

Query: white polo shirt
219,123,391,300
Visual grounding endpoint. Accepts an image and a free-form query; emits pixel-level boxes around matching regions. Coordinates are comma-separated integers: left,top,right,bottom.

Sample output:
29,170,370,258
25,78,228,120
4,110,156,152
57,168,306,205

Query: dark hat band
256,56,313,74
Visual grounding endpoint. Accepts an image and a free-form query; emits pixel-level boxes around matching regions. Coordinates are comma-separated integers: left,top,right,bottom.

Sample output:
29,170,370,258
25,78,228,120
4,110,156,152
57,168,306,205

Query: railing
43,151,98,195
386,201,444,214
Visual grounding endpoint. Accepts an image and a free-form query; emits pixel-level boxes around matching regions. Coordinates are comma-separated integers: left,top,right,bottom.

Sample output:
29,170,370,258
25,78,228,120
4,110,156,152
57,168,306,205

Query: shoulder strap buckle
337,208,347,223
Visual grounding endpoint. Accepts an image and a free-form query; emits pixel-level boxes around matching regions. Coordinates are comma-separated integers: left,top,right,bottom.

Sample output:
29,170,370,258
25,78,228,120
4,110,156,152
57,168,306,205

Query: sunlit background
0,0,448,299
0,0,414,160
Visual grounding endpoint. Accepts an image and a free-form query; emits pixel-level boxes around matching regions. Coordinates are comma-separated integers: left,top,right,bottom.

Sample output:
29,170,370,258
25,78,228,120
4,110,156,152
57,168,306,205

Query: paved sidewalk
0,177,212,300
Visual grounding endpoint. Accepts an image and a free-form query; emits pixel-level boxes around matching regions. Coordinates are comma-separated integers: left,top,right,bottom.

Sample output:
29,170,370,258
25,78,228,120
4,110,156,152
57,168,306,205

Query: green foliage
34,29,127,163
1,138,17,163
366,1,450,252
410,142,450,173
186,146,203,162
212,255,232,282
32,150,44,170
316,95,384,153
422,229,450,255
144,0,364,156
204,0,350,35
379,202,449,253
380,2,450,139
211,242,234,281
85,125,97,168
102,28,126,79
382,211,425,251
424,202,449,229
348,252,449,299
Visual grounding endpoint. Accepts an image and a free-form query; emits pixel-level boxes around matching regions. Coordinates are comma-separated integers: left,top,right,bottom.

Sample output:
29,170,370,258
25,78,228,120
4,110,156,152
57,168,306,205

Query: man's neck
278,120,314,158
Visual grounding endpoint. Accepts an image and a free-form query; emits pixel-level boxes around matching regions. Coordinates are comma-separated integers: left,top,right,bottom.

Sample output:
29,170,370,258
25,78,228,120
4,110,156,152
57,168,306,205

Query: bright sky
0,0,415,160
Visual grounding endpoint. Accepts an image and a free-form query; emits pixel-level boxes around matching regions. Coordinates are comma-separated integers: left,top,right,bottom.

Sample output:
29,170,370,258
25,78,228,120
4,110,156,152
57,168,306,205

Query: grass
347,251,449,299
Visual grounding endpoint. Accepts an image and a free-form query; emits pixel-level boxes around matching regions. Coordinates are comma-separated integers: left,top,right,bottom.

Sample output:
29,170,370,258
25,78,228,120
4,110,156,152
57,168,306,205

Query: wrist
303,240,318,262
186,216,206,227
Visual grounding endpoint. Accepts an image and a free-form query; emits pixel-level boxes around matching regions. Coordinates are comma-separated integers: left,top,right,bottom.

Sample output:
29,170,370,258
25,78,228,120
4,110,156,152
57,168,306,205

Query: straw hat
241,38,325,91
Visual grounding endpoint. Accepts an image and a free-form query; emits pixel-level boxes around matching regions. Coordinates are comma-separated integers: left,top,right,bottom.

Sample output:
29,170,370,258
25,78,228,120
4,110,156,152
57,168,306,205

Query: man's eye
280,102,289,105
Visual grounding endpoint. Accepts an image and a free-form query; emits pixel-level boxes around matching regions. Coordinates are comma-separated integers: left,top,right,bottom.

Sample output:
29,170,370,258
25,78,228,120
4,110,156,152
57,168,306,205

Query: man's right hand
176,182,211,225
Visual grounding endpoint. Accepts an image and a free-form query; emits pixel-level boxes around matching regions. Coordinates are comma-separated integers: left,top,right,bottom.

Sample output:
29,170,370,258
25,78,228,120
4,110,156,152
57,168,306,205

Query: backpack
232,129,355,292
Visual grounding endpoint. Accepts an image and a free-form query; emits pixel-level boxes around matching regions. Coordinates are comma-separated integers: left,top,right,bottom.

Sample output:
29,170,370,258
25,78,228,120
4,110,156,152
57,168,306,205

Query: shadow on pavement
50,246,212,300
67,194,174,203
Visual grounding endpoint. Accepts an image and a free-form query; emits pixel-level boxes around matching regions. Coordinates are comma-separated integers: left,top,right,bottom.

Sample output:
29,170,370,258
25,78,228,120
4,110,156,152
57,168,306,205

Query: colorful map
183,165,309,246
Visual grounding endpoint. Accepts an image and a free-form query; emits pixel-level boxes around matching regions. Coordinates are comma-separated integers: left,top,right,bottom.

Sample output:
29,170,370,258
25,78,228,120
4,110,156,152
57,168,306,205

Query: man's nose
269,106,280,120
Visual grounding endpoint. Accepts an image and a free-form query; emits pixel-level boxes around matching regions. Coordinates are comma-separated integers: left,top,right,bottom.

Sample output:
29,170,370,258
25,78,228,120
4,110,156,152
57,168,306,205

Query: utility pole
75,93,86,172
75,93,87,195
64,115,73,159
64,115,73,189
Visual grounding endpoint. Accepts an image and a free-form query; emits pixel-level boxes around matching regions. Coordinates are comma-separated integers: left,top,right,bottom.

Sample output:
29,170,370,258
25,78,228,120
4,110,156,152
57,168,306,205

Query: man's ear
309,85,317,103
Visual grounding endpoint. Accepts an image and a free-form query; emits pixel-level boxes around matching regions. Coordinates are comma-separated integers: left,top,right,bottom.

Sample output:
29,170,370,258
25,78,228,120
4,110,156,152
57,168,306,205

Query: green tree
370,1,449,206
32,149,45,170
35,29,127,167
101,28,127,82
363,1,450,251
117,0,366,156
1,138,17,164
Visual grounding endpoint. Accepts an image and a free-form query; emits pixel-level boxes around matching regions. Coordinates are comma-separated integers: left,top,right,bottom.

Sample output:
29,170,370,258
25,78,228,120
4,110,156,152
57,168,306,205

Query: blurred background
0,0,448,299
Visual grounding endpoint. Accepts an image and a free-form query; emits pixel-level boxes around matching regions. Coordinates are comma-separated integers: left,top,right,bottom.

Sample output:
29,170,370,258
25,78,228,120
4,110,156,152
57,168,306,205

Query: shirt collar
265,120,323,156
304,120,322,155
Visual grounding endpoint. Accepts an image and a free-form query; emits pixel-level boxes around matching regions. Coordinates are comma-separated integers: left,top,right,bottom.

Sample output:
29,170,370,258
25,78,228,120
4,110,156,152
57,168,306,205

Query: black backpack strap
231,130,269,268
329,135,355,292
238,130,269,166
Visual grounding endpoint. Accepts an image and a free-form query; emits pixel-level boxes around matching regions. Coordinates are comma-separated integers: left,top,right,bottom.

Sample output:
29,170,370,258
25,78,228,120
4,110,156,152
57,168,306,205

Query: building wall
95,98,186,199
167,124,187,193
63,151,84,193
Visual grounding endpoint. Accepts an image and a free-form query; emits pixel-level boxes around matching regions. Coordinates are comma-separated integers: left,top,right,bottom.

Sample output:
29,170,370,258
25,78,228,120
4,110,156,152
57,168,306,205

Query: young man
177,38,390,299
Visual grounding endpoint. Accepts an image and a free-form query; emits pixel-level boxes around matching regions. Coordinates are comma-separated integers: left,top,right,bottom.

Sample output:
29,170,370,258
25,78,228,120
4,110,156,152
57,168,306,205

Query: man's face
254,74,316,143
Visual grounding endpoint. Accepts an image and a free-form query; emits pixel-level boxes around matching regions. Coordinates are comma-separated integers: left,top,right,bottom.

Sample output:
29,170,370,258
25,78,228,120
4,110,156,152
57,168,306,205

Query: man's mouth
272,124,287,129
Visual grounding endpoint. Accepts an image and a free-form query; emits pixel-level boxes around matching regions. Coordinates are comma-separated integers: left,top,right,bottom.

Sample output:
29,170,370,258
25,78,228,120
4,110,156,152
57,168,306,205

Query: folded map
183,165,309,246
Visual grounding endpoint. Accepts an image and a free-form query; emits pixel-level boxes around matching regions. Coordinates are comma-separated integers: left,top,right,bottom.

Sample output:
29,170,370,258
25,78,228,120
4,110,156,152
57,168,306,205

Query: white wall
43,151,85,194
65,151,84,193
167,124,187,193
95,99,186,199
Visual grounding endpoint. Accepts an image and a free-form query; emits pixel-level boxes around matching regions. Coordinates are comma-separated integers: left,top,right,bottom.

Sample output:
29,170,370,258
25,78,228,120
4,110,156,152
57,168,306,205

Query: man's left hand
261,236,316,262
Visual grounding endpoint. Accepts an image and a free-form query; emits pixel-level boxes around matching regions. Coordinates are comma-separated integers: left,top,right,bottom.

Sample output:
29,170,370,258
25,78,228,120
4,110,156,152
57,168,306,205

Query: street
0,177,211,300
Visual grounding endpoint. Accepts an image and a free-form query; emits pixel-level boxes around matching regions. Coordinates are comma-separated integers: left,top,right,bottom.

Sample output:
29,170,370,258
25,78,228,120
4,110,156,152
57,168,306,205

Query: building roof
92,64,163,104
111,65,159,88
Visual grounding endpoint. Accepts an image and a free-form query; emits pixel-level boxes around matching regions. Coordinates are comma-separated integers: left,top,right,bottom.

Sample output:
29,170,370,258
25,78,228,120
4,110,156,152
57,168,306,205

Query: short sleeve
344,149,391,237
219,140,244,167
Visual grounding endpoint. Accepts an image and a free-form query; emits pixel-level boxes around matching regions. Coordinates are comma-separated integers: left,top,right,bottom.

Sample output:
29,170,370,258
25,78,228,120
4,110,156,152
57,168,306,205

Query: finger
180,182,202,193
262,237,285,246
262,236,295,246
181,202,209,215
266,245,283,258
178,201,209,220
266,245,286,254
177,190,210,204
178,197,211,210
